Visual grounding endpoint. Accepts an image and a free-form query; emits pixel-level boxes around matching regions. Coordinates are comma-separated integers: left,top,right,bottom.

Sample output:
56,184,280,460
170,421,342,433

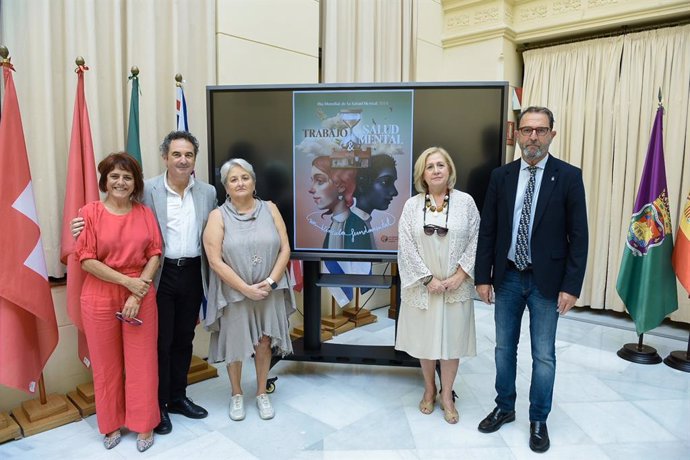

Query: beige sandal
440,402,459,424
418,394,436,414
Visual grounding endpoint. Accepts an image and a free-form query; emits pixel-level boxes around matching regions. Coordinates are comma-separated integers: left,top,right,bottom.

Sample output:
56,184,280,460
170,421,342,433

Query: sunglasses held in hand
115,311,143,326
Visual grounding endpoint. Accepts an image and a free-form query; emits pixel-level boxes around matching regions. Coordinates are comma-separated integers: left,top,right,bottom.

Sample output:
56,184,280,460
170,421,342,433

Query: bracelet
266,277,278,290
422,275,433,286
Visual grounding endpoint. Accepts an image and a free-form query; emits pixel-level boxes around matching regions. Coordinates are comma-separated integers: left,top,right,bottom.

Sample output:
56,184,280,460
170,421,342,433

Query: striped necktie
515,166,537,270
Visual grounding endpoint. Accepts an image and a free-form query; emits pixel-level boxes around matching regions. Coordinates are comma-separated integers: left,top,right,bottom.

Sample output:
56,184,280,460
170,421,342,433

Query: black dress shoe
154,406,172,435
477,407,516,433
167,397,208,419
529,421,550,453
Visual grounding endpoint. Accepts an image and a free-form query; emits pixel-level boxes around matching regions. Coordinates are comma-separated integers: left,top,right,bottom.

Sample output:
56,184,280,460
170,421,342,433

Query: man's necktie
515,166,537,271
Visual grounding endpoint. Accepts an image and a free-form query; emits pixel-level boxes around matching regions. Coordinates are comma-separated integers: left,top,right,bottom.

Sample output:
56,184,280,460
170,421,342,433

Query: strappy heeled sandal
418,395,436,414
440,402,459,424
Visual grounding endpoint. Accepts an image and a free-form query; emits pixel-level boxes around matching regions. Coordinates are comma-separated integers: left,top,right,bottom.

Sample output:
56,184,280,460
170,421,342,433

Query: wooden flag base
11,394,80,437
334,320,356,335
67,382,96,417
321,315,358,335
187,355,219,385
290,329,303,341
342,306,370,319
350,313,378,327
321,315,349,329
387,305,398,320
0,412,21,443
292,325,333,342
342,306,378,327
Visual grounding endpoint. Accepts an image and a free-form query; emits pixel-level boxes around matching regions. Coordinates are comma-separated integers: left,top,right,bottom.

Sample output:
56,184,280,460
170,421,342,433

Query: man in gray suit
147,131,217,434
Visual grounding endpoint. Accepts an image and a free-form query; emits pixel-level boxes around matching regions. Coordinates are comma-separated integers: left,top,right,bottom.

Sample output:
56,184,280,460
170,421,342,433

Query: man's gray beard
522,145,547,162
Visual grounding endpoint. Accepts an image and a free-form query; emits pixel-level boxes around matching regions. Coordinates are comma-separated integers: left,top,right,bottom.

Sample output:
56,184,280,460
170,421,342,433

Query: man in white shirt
145,131,217,434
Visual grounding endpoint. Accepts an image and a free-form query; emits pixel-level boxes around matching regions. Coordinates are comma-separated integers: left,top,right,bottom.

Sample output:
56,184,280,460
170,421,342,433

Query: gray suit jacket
143,174,217,297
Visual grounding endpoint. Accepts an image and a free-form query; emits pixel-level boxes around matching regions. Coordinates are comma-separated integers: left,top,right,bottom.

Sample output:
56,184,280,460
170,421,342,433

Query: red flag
673,191,690,294
290,259,303,293
60,64,98,367
0,61,59,393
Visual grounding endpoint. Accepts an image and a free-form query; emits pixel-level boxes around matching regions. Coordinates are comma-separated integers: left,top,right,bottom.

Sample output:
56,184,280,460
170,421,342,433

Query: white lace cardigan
397,189,480,310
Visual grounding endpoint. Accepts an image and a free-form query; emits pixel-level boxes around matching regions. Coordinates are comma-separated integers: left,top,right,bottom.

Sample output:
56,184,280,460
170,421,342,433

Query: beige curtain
609,25,690,324
0,0,216,278
522,25,690,324
321,0,416,83
522,37,624,310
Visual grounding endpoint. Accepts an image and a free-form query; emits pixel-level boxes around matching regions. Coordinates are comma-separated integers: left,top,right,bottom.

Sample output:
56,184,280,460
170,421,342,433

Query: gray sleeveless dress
206,199,295,363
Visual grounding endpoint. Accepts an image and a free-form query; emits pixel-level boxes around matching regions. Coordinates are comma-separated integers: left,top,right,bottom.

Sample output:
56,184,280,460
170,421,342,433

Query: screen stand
283,260,417,368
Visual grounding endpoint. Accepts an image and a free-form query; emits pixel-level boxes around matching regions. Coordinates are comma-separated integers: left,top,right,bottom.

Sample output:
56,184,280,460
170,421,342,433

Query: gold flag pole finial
0,45,9,62
75,56,88,73
175,73,183,87
658,87,662,106
131,66,139,77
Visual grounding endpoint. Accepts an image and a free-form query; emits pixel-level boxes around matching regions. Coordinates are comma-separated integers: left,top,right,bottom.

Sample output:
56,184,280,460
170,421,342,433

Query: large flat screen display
207,82,508,262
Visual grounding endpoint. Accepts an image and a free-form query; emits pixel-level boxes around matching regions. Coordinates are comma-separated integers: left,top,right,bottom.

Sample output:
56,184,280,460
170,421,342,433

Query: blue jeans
494,266,559,422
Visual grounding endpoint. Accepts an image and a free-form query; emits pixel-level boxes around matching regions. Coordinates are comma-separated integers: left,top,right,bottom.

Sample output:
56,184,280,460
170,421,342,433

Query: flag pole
615,89,675,365
0,45,23,443
2,47,80,437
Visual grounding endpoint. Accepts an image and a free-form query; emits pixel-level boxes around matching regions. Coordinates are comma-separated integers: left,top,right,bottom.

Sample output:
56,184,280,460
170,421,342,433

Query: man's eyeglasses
423,196,450,237
518,126,550,137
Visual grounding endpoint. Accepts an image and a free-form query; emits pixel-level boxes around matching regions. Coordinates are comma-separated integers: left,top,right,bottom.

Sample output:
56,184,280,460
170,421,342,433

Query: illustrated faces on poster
309,164,338,211
309,156,356,215
355,155,399,214
368,165,398,211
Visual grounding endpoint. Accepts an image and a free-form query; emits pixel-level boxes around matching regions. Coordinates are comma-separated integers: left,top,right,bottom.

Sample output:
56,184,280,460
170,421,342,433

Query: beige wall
216,0,320,84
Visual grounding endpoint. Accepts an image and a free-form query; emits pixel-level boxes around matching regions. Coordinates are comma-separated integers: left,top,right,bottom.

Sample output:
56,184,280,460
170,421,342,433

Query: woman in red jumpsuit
75,152,162,452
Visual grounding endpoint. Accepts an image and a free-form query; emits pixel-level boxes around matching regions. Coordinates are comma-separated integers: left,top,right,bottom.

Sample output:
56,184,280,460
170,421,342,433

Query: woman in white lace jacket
395,146,480,425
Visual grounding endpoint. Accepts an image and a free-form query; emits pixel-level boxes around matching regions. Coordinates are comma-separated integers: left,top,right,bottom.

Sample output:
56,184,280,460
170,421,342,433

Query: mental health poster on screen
293,90,413,253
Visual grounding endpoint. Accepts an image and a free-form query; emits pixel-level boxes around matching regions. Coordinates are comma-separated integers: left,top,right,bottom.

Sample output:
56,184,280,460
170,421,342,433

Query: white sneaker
229,394,245,421
256,393,274,420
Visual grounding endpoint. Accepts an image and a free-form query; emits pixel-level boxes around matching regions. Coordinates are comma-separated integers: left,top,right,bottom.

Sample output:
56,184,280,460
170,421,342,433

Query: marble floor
1,302,689,459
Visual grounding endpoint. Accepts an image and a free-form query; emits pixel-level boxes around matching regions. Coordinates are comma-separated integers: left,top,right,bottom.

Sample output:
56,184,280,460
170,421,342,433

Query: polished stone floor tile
1,302,688,459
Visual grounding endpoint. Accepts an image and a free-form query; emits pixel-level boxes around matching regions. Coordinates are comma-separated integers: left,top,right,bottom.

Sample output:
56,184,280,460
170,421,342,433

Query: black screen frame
207,81,508,262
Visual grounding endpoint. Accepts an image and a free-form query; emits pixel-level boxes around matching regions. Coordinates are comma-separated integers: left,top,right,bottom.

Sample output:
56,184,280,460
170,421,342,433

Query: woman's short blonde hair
413,146,457,193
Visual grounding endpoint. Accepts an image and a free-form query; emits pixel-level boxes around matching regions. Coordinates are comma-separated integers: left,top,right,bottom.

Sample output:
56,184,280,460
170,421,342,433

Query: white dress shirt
163,173,200,259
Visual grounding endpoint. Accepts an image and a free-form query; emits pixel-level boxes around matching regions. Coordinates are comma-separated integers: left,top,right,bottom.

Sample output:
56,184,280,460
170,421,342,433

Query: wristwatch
266,277,278,290
422,275,433,286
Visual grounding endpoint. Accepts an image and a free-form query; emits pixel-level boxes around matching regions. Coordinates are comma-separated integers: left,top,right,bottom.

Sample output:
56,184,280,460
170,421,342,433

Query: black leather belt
507,260,532,272
164,256,201,267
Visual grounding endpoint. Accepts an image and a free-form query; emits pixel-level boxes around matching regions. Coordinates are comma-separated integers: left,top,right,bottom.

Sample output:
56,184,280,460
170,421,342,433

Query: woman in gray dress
203,158,294,421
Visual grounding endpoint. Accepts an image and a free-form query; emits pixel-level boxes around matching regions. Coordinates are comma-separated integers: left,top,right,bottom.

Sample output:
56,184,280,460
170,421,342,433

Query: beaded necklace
425,189,449,213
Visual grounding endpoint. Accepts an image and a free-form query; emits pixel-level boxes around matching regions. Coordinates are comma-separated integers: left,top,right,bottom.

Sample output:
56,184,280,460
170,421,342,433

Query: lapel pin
551,176,555,181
